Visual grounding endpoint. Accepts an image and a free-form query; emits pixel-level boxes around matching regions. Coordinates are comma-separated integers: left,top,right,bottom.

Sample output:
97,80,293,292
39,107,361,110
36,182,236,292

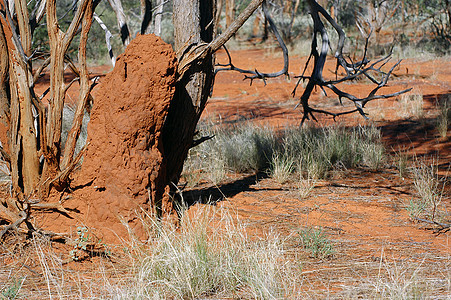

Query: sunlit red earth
194,48,451,295
2,45,450,297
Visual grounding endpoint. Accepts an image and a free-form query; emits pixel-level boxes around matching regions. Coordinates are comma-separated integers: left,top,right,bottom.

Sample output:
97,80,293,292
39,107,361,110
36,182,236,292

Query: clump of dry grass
297,173,317,200
183,122,386,188
398,89,424,119
407,158,446,221
437,94,450,138
120,204,303,299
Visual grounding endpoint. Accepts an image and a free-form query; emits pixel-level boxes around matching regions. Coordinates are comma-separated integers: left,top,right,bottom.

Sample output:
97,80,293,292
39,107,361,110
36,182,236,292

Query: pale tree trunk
108,0,131,46
215,0,224,30
140,0,152,34
225,0,235,28
154,0,164,36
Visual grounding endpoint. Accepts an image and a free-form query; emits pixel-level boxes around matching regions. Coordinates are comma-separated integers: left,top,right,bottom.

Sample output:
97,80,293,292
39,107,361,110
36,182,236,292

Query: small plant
437,95,450,138
70,226,90,261
409,160,444,220
297,173,317,199
358,125,386,170
398,90,424,119
1,277,24,300
299,226,334,259
270,153,294,184
393,147,410,178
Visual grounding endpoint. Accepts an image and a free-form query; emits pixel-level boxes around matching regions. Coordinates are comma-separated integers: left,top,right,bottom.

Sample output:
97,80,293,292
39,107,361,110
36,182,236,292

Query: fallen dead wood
414,217,451,235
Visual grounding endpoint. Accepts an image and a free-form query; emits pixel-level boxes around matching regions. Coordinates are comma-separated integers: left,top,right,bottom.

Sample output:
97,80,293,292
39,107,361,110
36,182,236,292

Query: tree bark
154,0,164,36
225,0,235,29
43,0,90,193
140,0,152,34
0,21,10,159
61,1,93,170
162,0,216,213
108,0,131,46
1,0,39,196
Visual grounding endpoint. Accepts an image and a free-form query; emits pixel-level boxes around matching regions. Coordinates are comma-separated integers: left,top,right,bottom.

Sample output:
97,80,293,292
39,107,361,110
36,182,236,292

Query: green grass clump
283,125,385,179
1,277,23,299
298,226,334,259
183,123,386,187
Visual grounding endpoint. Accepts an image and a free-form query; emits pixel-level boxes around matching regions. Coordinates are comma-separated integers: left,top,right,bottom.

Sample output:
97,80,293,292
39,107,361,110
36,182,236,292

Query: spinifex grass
183,122,386,187
122,205,302,299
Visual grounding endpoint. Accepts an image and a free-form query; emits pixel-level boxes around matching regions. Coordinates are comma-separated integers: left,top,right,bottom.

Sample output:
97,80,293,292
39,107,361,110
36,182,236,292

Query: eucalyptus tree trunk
225,0,235,28
161,0,216,205
0,0,39,197
154,0,164,36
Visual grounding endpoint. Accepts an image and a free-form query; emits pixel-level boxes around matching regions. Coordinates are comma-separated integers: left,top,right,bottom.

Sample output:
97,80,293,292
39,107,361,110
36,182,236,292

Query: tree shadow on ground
182,171,280,207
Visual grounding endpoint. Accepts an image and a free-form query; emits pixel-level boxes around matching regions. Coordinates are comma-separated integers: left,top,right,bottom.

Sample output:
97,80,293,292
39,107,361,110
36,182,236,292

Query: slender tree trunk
61,1,93,170
154,0,164,36
140,0,152,34
108,0,131,46
225,0,235,28
10,51,39,196
1,0,39,196
42,0,90,193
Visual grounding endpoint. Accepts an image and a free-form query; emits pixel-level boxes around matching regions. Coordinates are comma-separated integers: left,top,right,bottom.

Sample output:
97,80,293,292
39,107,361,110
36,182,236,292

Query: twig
413,217,451,235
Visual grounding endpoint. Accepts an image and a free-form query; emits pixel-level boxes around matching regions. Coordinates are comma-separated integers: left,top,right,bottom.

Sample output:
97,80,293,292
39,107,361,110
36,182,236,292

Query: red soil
2,42,449,296
202,48,451,261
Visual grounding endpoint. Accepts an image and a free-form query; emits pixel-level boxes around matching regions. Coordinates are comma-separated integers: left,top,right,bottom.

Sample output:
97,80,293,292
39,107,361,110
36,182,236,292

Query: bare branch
294,0,410,124
93,13,116,66
214,0,289,85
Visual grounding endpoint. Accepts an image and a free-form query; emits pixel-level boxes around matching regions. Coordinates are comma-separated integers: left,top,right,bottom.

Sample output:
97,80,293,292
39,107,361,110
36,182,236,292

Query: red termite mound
40,34,177,243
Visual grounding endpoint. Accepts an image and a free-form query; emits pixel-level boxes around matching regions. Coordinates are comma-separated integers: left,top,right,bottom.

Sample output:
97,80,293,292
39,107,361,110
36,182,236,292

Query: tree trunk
0,0,39,196
162,0,216,213
154,0,164,36
0,21,10,160
108,0,131,46
225,0,235,29
61,1,93,170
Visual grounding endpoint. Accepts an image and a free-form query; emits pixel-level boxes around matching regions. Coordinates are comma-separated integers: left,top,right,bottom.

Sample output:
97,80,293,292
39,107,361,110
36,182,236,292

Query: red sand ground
207,48,450,246
1,45,449,297
194,48,450,294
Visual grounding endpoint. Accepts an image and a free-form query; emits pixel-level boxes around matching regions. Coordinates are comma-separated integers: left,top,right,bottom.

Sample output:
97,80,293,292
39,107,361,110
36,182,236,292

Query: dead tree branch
215,0,289,85
292,0,410,124
413,217,451,235
93,13,116,66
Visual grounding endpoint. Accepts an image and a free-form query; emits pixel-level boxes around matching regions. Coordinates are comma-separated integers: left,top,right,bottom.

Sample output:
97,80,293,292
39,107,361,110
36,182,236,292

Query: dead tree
217,0,409,123
0,0,96,238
